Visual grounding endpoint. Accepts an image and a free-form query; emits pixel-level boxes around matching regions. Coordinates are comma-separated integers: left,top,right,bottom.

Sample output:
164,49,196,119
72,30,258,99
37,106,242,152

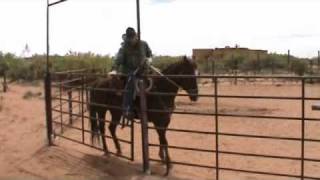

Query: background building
193,45,268,61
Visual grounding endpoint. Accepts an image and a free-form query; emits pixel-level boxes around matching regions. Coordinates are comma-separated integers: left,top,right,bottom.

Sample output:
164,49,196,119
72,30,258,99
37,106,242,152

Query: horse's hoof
145,169,151,175
116,150,122,156
159,157,165,164
164,169,170,176
165,162,173,175
167,163,173,170
159,153,165,163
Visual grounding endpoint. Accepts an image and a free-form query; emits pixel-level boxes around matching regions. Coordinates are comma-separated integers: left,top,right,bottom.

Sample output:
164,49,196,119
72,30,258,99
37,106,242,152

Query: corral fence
44,71,320,180
199,50,320,78
45,69,135,161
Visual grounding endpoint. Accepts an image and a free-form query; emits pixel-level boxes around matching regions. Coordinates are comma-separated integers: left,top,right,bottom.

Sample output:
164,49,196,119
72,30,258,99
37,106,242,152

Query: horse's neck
154,69,180,96
154,78,178,93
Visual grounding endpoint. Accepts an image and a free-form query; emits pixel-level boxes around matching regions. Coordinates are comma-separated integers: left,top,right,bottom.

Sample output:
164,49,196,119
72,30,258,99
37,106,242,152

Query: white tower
21,44,32,59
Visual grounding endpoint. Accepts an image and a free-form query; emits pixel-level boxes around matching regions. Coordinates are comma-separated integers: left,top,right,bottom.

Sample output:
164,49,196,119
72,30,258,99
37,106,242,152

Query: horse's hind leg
109,111,122,155
156,127,172,176
89,108,98,144
98,110,108,155
156,129,165,162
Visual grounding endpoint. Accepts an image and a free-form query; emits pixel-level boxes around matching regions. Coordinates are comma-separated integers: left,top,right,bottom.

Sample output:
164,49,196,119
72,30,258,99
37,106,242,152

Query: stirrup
121,112,133,128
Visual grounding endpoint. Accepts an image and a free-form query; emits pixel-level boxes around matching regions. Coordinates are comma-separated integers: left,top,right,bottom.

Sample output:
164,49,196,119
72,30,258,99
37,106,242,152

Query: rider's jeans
123,73,135,117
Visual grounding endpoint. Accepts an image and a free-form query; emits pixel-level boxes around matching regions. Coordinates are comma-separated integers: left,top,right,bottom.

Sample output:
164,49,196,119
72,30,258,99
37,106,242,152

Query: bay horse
89,56,199,175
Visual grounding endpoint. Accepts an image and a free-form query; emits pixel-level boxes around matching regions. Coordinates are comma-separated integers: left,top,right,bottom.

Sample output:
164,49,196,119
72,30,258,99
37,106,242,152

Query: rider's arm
112,47,125,72
144,42,152,58
142,41,153,64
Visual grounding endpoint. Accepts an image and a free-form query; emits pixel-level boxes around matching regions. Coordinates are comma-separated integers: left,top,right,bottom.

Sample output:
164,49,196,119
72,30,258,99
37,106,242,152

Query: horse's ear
183,55,188,61
183,55,194,63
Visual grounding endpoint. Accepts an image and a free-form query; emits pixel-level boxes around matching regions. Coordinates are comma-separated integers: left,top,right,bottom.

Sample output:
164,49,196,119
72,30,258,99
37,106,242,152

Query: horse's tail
89,88,100,145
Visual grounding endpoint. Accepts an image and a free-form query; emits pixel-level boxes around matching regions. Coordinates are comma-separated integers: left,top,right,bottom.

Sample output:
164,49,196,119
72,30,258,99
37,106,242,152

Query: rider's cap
126,27,136,39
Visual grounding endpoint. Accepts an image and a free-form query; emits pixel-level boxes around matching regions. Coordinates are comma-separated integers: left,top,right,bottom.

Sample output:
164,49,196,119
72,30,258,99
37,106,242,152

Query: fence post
257,52,261,73
301,78,305,180
131,115,135,161
214,77,219,180
310,60,314,80
211,59,215,83
44,72,53,146
271,57,275,75
59,76,63,133
68,90,73,124
318,51,320,73
86,82,89,110
234,57,238,85
3,72,7,93
78,83,81,116
81,75,85,143
138,79,150,174
231,54,237,85
288,50,291,73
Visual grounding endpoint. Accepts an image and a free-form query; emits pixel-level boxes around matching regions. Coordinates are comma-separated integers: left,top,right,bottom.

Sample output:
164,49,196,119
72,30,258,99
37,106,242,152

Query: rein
133,63,198,94
148,64,181,90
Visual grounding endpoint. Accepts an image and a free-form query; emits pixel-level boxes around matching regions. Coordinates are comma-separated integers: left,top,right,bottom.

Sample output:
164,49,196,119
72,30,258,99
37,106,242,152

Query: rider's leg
122,74,135,125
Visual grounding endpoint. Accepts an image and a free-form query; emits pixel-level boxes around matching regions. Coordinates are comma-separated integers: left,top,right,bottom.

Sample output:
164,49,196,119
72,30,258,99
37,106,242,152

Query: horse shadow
80,153,194,180
17,146,193,180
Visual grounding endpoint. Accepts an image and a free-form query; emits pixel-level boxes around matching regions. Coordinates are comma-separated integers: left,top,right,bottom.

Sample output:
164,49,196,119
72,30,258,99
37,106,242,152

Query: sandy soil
1,80,320,180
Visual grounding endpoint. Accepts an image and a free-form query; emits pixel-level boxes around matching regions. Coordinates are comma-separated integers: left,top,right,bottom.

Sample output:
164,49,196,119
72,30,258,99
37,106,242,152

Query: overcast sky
0,0,319,58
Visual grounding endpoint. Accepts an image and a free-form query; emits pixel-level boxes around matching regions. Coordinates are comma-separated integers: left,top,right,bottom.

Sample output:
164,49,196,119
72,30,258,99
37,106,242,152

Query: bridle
134,64,181,93
135,63,199,94
149,65,181,90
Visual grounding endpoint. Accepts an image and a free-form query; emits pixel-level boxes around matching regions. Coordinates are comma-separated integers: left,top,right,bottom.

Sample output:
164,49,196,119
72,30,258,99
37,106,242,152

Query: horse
89,56,199,175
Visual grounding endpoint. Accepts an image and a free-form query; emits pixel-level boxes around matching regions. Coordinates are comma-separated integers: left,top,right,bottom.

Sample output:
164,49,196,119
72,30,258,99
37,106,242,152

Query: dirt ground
1,79,320,180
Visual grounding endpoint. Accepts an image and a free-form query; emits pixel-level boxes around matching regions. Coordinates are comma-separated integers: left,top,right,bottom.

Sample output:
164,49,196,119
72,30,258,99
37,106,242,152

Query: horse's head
166,56,199,102
180,56,199,101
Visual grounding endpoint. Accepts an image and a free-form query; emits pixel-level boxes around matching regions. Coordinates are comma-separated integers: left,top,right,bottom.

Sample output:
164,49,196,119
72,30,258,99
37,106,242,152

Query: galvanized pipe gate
45,73,320,180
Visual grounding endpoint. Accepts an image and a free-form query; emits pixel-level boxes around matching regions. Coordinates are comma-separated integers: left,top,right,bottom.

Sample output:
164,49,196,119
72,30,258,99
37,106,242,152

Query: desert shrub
291,60,308,76
225,56,245,72
0,50,316,82
51,53,113,73
0,52,113,81
23,90,42,100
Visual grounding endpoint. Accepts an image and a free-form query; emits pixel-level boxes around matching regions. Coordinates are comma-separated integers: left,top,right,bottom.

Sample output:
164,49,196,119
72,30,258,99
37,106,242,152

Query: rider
109,27,152,122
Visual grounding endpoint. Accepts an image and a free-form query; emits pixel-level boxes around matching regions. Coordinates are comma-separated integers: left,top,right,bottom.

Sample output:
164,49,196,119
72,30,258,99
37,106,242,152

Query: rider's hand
108,70,117,75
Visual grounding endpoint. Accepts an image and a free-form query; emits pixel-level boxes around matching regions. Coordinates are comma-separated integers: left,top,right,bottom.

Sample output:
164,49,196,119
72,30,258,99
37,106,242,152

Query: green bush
0,52,113,81
225,56,245,72
0,50,316,82
291,60,308,76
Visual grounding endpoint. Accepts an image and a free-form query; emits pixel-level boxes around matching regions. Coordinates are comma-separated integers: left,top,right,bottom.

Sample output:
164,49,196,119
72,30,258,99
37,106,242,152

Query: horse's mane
161,57,196,75
161,59,185,75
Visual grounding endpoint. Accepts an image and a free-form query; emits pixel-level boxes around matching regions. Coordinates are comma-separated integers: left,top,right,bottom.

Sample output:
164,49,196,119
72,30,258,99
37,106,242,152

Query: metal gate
44,72,320,180
45,70,135,161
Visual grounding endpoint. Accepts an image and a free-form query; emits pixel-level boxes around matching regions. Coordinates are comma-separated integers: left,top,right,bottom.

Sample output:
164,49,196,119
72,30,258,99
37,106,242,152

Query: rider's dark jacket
113,40,152,74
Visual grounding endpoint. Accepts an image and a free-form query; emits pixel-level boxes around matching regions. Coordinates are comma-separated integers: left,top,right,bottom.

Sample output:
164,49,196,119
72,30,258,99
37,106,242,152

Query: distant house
193,45,268,61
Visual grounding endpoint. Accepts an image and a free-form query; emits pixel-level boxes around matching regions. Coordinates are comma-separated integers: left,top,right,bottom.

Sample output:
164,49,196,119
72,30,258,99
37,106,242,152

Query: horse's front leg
156,129,165,162
156,127,172,176
109,111,122,155
98,110,108,155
